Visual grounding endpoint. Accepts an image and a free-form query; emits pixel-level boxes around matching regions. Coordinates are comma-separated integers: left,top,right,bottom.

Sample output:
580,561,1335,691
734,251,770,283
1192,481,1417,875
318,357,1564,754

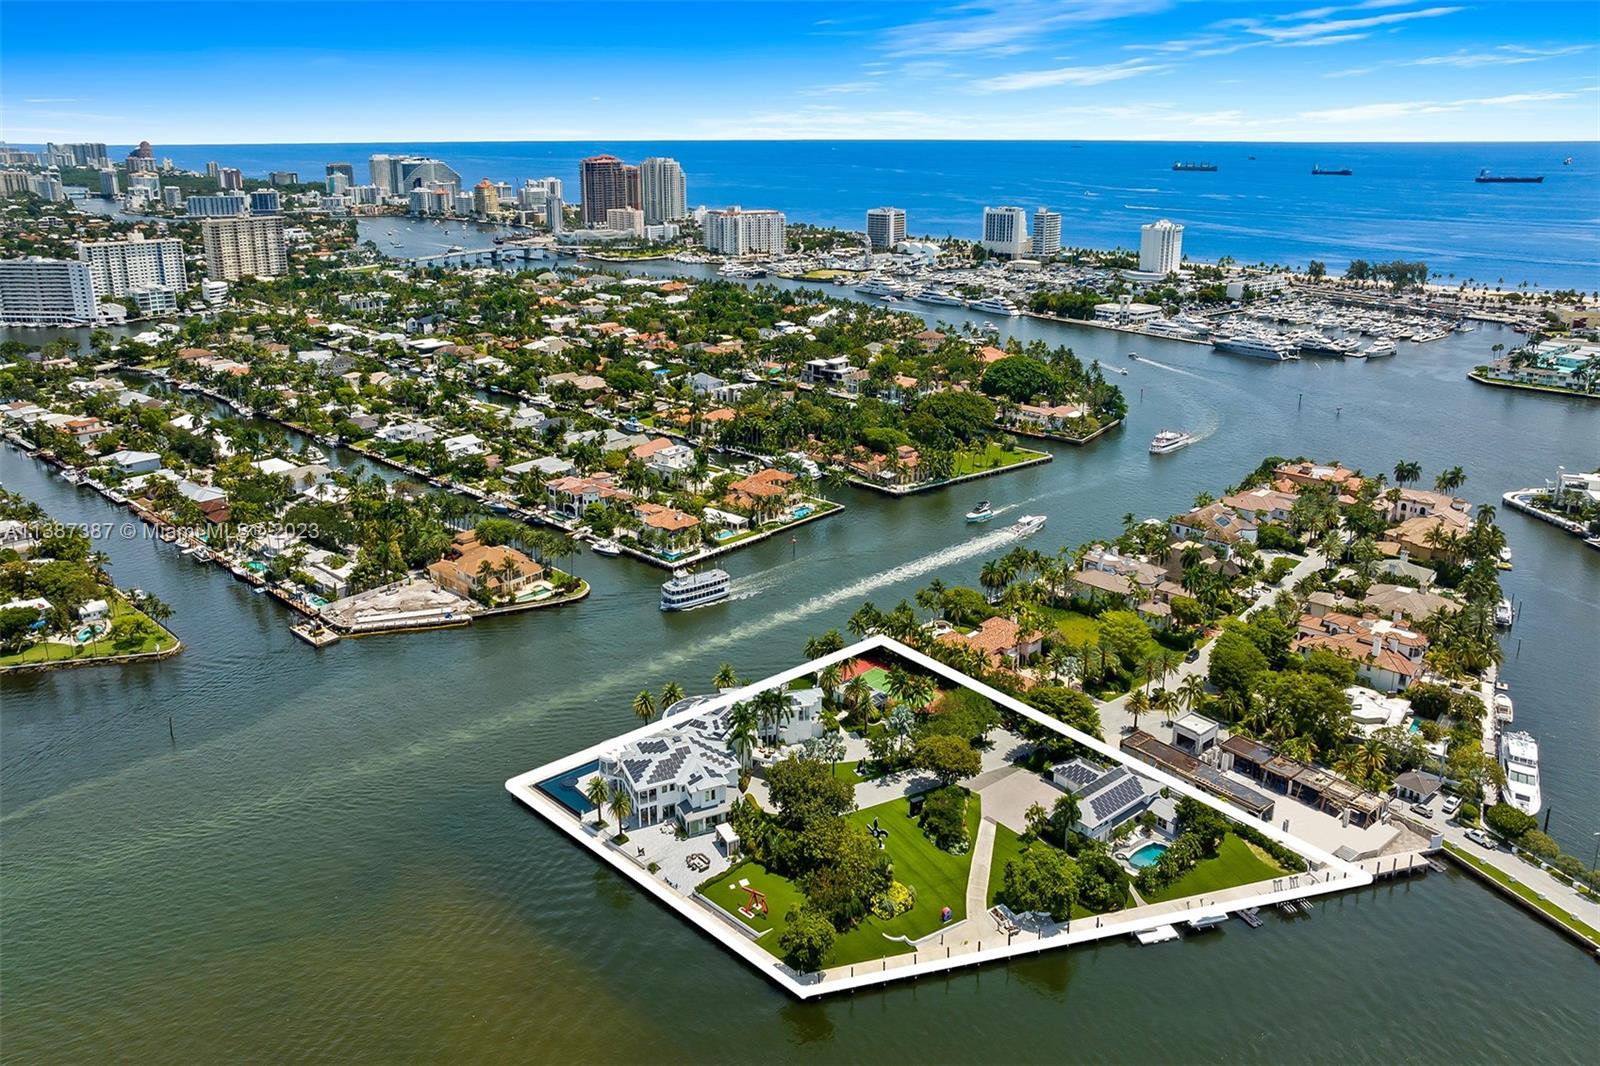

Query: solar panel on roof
1088,775,1147,821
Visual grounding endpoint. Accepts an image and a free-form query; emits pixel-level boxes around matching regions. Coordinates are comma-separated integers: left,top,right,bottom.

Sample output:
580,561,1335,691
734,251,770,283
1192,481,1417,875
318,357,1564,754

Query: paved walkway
962,817,998,942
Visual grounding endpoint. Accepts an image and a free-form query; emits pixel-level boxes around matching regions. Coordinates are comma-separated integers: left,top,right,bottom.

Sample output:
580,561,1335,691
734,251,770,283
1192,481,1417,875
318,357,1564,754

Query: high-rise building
125,140,157,174
218,167,243,191
624,165,641,209
0,257,100,325
205,161,220,179
47,142,109,167
99,168,120,198
326,173,350,195
472,179,500,217
202,216,287,281
1031,208,1062,257
606,207,645,235
326,162,355,183
27,174,64,202
580,154,631,225
981,206,1029,257
545,193,564,235
703,207,786,256
368,154,398,194
186,194,248,217
397,158,460,195
638,157,687,224
248,189,281,216
268,171,298,187
76,233,186,301
866,207,906,252
1139,218,1184,275
163,186,183,209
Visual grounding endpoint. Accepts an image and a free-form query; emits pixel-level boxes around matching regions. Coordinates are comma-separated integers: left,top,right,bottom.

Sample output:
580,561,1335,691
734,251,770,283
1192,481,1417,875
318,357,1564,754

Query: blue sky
2,0,1597,142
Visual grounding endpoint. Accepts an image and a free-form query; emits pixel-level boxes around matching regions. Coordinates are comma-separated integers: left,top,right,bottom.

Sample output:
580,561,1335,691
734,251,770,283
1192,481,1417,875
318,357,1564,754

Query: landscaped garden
1136,831,1291,904
949,441,1045,478
703,792,981,969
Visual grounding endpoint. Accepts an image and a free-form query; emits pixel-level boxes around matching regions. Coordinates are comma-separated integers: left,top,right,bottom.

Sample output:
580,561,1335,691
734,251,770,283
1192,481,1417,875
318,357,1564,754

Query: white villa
1050,758,1161,841
598,717,741,836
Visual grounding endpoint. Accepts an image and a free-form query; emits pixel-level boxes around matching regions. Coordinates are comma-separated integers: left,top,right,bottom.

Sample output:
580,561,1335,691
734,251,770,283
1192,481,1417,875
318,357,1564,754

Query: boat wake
1129,355,1202,379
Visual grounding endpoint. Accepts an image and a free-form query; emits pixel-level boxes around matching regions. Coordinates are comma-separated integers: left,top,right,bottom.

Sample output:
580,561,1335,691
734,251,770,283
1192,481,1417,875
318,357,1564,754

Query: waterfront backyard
698,792,982,968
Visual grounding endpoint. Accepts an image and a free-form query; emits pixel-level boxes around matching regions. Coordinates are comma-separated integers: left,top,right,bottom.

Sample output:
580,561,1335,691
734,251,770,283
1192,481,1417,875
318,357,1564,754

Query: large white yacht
968,295,1021,316
660,568,732,611
856,278,904,299
1212,333,1298,361
1498,731,1542,816
1149,429,1196,455
916,287,966,307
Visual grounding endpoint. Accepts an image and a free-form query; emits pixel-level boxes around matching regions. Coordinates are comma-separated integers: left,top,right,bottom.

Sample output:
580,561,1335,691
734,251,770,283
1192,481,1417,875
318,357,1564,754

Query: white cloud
1240,5,1462,42
1410,44,1591,67
1301,89,1577,122
972,58,1170,92
883,0,1169,58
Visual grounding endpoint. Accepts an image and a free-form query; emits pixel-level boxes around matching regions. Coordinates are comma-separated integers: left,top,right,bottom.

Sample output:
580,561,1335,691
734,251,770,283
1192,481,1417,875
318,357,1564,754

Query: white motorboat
590,539,623,557
660,568,732,611
1493,692,1514,722
916,288,966,307
965,500,995,523
1494,598,1514,627
1364,338,1397,358
856,278,904,299
1149,430,1195,455
1012,515,1047,538
1498,731,1541,816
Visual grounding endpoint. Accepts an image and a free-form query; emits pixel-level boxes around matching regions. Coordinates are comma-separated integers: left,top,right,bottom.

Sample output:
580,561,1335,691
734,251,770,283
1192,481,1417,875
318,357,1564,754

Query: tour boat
590,538,622,557
965,501,995,523
660,568,732,611
1149,430,1196,455
1498,731,1542,816
1012,515,1047,538
1494,598,1514,627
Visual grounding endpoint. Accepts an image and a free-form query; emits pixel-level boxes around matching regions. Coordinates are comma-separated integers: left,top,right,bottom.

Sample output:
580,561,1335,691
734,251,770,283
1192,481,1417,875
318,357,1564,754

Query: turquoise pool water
1128,842,1168,869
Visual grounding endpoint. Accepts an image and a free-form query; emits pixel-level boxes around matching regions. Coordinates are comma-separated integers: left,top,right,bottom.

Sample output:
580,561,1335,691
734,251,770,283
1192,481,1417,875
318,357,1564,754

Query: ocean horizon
37,139,1600,288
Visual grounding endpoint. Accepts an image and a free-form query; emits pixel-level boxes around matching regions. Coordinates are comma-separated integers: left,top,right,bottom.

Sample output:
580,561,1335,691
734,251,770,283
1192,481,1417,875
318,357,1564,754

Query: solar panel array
1054,760,1101,789
1088,772,1148,821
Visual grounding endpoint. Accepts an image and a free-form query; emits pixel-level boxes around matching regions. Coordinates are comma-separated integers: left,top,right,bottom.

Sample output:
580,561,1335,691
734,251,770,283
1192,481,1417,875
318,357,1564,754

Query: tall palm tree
729,701,758,768
1178,674,1208,717
585,774,611,827
1127,689,1150,732
632,689,657,726
713,662,739,689
751,686,790,743
606,783,633,837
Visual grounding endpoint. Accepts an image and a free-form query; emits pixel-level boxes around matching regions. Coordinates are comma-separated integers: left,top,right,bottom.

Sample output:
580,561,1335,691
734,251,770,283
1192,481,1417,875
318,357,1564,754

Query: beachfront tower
639,157,687,224
981,206,1029,258
866,207,906,252
1032,208,1062,257
1140,218,1184,275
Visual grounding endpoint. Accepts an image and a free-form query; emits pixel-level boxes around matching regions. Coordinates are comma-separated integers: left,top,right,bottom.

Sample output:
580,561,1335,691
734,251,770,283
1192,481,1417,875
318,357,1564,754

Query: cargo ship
1312,165,1352,176
1172,162,1218,172
1474,169,1543,184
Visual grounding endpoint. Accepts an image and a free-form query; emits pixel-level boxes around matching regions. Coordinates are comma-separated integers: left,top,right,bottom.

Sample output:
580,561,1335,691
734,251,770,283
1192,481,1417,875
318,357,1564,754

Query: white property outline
505,634,1373,999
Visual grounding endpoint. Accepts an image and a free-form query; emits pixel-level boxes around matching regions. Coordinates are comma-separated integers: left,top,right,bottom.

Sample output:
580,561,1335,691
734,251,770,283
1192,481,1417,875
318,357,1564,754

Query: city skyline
2,0,1597,144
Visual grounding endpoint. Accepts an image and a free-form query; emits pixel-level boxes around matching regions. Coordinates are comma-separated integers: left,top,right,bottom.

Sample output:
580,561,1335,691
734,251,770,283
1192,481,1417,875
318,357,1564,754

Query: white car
1442,795,1462,816
1465,828,1494,848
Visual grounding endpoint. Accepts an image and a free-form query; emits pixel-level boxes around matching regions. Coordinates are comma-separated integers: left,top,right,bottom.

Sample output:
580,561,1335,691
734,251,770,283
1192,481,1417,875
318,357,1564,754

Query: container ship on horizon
1172,162,1218,172
1312,165,1353,176
1475,169,1544,184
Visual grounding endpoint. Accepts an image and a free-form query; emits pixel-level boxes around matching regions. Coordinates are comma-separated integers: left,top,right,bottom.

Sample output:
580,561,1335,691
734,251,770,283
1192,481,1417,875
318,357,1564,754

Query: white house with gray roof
1051,758,1160,841
599,718,741,836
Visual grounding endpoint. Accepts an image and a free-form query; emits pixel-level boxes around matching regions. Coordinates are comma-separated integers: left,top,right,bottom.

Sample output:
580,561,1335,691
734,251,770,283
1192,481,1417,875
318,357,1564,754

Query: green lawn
1039,605,1101,647
1138,833,1290,904
949,442,1044,478
1443,842,1600,943
985,822,1128,919
701,792,982,968
0,599,176,668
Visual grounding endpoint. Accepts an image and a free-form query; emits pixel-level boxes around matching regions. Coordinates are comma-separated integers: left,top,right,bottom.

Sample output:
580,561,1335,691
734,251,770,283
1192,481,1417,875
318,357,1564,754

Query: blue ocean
98,140,1600,289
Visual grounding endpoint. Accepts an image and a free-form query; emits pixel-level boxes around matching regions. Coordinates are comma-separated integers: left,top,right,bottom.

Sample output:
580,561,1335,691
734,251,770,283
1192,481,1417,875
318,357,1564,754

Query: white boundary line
505,634,1373,999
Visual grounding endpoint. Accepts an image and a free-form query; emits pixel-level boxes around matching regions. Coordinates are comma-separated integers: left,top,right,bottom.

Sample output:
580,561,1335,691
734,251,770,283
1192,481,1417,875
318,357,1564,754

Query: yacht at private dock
1498,731,1542,815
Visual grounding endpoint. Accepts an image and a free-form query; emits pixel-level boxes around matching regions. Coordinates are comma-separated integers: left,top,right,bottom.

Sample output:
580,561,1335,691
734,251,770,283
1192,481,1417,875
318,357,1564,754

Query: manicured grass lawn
702,792,982,968
1443,842,1600,943
831,760,887,787
1039,605,1101,646
949,443,1044,478
1138,833,1289,904
985,822,1128,919
0,599,176,668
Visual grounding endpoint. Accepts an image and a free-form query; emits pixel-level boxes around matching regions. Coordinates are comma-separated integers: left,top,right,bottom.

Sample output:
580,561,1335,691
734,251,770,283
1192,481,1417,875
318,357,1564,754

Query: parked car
1465,828,1494,848
1410,801,1434,818
1442,795,1462,816
1183,648,1200,664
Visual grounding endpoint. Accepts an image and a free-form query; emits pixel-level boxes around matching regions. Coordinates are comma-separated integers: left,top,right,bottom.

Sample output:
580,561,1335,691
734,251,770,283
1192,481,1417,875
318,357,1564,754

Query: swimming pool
536,760,601,816
1128,842,1168,869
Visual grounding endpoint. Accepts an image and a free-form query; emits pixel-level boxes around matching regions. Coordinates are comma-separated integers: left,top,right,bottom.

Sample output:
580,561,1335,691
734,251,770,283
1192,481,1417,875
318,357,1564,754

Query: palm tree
606,783,633,838
729,701,758,768
1127,689,1150,732
1151,686,1178,726
1178,674,1208,716
1393,460,1421,487
660,680,685,710
842,676,872,722
632,689,657,726
1434,466,1466,494
585,774,611,827
751,686,790,743
713,662,739,689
